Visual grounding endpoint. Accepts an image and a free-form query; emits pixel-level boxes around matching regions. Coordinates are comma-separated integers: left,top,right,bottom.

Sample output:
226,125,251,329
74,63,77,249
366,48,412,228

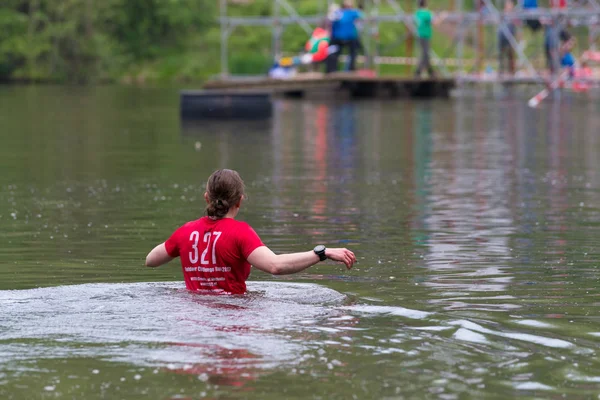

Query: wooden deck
202,73,456,99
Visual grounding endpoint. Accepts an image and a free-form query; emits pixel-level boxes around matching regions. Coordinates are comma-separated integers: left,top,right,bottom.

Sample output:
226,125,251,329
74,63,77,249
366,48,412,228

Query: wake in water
0,282,351,370
2,281,598,397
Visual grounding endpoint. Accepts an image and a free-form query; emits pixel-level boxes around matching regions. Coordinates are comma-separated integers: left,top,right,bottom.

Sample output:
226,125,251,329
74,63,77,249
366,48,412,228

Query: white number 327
189,231,222,265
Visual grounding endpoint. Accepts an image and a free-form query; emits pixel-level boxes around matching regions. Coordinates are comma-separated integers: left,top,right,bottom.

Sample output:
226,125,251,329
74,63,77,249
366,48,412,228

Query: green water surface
1,86,600,399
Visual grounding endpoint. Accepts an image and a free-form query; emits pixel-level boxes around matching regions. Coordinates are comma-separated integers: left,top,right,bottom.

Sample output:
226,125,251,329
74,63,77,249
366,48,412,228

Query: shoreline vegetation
1,0,470,84
3,0,563,85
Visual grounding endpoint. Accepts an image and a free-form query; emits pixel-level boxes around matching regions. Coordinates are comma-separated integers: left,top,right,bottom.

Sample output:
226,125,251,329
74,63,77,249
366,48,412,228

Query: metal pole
552,16,560,81
272,0,281,61
477,0,483,74
363,0,372,69
457,0,464,79
374,0,381,74
407,0,413,63
220,0,228,77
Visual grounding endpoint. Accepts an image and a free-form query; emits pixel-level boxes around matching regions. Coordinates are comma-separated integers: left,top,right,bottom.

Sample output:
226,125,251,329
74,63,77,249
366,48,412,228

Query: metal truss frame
219,0,600,81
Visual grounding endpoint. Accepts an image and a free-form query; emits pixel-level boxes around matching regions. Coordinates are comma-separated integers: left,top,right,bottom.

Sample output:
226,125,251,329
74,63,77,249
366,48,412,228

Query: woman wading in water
145,169,356,294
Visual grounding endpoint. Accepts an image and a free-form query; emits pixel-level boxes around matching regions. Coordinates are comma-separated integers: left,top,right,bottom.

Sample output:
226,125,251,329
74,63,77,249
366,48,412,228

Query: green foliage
1,0,559,83
0,7,28,79
0,0,216,82
102,0,213,60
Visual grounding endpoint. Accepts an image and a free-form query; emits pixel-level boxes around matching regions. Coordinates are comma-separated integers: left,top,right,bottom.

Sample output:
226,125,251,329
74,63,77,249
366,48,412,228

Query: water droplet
198,373,209,382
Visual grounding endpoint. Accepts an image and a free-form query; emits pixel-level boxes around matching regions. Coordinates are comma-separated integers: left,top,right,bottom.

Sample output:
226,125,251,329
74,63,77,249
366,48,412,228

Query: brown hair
205,169,245,219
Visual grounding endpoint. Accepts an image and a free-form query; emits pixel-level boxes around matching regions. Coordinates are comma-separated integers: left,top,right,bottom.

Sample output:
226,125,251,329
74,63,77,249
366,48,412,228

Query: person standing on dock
544,18,571,77
523,0,541,32
414,0,445,78
326,0,363,73
559,31,576,78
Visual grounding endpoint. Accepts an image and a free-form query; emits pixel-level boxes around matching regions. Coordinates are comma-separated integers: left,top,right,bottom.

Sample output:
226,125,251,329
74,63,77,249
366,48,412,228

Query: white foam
453,328,489,344
513,382,553,390
514,320,554,329
448,320,573,349
338,305,432,320
565,370,600,382
0,281,347,370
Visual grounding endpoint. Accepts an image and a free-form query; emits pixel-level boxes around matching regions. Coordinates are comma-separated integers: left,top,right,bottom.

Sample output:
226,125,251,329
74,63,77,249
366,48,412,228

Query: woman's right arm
247,246,356,275
145,242,175,267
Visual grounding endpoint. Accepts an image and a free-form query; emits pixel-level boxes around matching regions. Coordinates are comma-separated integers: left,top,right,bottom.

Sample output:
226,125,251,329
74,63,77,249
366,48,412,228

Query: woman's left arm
145,242,174,267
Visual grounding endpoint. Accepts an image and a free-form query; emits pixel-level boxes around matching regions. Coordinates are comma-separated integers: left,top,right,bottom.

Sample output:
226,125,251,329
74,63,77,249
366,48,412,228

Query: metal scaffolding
219,0,600,82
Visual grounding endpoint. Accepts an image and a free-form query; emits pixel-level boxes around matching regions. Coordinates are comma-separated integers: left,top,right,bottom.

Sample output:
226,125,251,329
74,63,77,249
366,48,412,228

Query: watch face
314,245,326,253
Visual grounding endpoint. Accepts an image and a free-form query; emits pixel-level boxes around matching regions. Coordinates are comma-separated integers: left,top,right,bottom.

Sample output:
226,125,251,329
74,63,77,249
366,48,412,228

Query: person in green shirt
414,0,446,78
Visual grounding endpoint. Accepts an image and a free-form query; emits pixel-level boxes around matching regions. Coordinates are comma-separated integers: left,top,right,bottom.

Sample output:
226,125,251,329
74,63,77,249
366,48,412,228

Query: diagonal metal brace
275,0,313,35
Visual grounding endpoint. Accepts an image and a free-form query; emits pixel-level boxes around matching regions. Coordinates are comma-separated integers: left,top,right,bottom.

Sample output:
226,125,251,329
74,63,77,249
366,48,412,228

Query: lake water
1,85,600,399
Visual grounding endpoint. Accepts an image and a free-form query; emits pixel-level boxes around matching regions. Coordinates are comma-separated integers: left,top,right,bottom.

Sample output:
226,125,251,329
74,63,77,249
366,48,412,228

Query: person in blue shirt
544,19,572,76
523,0,541,31
326,0,363,73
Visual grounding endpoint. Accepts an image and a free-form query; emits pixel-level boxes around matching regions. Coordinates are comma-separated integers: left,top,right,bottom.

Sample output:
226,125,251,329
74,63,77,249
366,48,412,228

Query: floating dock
180,73,456,120
180,90,272,120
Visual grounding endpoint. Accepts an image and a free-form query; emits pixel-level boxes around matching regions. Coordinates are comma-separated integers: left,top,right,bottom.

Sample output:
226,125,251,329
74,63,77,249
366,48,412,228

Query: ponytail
205,169,245,219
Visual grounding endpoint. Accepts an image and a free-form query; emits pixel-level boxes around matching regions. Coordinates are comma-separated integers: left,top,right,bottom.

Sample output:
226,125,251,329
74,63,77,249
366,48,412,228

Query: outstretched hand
325,248,356,269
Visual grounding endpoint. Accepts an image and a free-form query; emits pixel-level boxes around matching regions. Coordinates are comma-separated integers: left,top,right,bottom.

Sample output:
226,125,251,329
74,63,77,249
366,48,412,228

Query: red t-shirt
164,217,265,294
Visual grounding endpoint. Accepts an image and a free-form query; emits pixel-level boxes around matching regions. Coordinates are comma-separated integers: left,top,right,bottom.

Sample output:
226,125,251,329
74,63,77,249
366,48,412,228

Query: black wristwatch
313,245,327,261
